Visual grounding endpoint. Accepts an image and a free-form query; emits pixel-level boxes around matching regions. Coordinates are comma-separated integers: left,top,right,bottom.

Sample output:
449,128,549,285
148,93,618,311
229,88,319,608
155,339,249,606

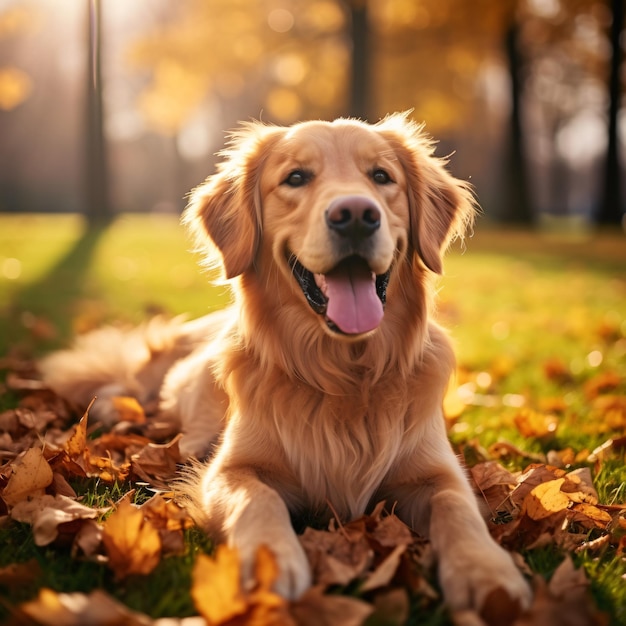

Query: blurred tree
518,0,618,222
501,9,533,224
598,0,624,225
345,0,372,120
85,0,111,224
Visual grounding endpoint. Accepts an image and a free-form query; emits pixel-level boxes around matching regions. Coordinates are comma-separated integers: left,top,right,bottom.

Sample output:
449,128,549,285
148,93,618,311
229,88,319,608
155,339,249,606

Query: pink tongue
324,260,384,334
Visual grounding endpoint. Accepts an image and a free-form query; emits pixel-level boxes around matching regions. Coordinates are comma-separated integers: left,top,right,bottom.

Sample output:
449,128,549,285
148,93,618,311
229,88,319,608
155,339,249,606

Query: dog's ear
183,123,281,280
377,113,475,274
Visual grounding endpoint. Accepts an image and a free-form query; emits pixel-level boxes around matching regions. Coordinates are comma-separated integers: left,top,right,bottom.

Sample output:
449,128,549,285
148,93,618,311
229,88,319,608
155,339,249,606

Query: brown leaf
513,557,609,626
584,371,621,399
479,586,524,626
567,503,612,530
0,558,42,591
300,525,372,586
16,588,156,626
289,585,373,626
1,447,54,507
360,544,407,592
10,494,103,546
131,435,182,487
367,588,410,626
102,495,161,580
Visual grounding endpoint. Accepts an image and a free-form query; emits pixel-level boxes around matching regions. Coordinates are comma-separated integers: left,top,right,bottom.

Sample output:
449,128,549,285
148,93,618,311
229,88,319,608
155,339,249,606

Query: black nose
325,196,381,240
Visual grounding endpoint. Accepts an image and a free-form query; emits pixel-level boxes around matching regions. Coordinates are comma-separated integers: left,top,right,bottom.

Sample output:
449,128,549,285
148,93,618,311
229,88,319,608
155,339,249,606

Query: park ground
0,214,625,625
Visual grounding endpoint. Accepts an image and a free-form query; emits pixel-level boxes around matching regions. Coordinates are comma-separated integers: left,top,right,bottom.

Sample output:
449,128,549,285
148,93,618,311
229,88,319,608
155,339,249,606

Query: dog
40,113,531,617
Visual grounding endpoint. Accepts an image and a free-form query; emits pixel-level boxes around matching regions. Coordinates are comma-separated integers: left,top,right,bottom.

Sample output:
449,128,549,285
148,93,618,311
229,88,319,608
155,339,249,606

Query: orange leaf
254,544,280,592
17,588,154,626
521,478,570,520
64,405,90,459
1,446,54,506
514,408,558,439
112,396,146,423
568,503,612,530
102,495,161,579
192,545,248,624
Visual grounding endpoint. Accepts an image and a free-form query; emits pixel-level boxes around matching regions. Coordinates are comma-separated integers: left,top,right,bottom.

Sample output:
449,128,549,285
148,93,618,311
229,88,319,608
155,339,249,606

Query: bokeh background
0,0,624,227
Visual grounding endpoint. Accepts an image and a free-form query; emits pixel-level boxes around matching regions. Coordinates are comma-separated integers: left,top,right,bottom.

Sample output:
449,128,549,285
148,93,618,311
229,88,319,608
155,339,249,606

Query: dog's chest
273,393,408,520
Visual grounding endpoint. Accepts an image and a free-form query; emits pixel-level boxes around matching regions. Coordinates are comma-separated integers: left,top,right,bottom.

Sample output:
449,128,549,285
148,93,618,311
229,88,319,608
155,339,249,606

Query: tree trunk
597,0,624,225
347,1,371,121
85,0,111,225
500,21,533,224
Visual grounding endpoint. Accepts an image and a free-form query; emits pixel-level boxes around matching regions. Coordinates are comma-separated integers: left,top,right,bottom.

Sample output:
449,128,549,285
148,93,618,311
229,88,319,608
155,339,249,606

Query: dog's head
184,113,474,338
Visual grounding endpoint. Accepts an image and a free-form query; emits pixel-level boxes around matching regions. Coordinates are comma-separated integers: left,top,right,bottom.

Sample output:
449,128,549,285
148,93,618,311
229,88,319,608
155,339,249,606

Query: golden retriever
41,113,531,617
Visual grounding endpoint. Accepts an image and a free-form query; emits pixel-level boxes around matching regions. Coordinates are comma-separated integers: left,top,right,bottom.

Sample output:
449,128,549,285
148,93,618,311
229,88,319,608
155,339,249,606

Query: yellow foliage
266,87,302,123
0,6,41,38
0,66,32,111
138,60,209,135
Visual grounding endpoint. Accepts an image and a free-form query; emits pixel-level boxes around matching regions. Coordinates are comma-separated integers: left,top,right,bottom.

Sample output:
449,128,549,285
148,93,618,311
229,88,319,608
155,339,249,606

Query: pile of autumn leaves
0,359,623,626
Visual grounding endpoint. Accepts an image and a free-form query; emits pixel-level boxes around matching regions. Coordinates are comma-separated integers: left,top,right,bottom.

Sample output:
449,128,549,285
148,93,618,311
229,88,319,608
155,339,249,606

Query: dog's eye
372,169,392,185
283,170,311,187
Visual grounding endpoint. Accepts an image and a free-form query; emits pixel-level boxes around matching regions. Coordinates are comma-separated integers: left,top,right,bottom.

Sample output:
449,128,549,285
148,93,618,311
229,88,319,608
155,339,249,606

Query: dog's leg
385,441,532,618
192,462,311,599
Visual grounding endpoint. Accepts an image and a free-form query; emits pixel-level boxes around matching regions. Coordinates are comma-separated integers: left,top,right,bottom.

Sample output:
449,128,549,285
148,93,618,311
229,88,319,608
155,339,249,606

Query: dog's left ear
377,113,475,274
183,122,281,280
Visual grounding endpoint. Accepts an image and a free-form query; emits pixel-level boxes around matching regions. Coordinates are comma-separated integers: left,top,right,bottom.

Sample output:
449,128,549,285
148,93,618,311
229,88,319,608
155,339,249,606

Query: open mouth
289,255,390,335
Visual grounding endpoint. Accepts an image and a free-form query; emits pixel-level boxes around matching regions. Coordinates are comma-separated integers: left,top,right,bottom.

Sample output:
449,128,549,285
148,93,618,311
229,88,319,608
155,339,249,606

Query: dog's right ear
183,123,281,280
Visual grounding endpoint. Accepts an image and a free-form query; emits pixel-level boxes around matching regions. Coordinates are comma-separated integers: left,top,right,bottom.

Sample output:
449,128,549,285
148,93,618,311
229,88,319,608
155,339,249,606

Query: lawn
0,214,625,625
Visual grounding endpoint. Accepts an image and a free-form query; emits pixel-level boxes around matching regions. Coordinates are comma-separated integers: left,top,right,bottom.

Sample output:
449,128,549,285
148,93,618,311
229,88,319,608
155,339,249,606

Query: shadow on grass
2,220,112,355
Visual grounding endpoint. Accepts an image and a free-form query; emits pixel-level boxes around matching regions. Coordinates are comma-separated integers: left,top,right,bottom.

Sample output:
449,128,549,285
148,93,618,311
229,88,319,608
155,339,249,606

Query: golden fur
41,113,531,616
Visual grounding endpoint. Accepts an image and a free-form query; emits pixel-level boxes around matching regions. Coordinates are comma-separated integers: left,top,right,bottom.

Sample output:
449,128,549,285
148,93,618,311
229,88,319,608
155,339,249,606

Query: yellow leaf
192,545,248,624
102,495,161,579
513,408,558,439
2,447,53,506
111,396,146,424
65,404,91,459
522,478,570,520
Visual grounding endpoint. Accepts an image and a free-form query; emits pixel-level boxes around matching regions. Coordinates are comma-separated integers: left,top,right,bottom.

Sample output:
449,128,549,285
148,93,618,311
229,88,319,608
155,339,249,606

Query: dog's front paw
439,546,532,624
239,534,311,600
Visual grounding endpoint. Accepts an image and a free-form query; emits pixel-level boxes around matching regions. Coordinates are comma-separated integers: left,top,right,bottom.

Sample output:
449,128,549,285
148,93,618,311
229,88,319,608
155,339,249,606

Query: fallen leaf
1,447,54,507
191,545,247,624
521,479,571,521
16,588,157,626
102,495,161,579
112,396,146,424
513,558,609,625
367,588,410,626
289,585,373,626
514,408,558,439
10,494,103,546
64,406,90,459
0,558,42,591
567,503,612,530
361,543,407,592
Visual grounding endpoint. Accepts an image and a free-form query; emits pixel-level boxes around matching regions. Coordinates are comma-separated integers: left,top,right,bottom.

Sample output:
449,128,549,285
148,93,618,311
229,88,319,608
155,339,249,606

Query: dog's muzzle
289,255,390,336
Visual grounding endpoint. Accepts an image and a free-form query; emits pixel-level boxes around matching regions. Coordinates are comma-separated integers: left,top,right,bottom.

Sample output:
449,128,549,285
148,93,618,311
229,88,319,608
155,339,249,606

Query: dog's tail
38,315,202,427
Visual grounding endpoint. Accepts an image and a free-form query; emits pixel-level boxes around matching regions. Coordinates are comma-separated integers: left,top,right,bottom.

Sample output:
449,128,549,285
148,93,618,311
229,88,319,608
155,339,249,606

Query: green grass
1,215,625,623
